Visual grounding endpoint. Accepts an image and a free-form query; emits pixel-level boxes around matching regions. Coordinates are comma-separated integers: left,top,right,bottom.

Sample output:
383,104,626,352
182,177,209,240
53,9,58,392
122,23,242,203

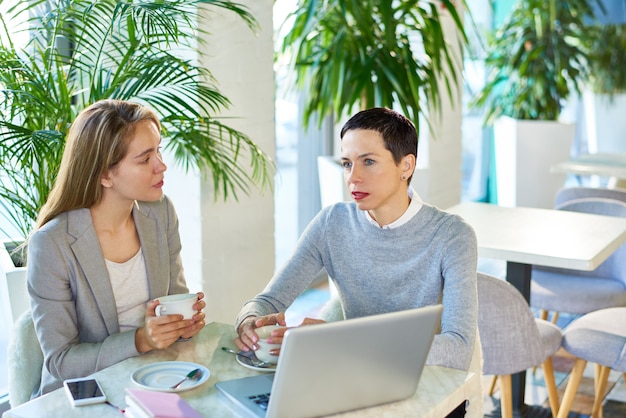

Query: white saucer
131,361,210,392
236,355,276,372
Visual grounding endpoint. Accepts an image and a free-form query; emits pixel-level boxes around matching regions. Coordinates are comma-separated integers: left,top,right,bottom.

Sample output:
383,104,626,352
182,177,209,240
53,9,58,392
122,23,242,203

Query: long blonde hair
35,99,161,229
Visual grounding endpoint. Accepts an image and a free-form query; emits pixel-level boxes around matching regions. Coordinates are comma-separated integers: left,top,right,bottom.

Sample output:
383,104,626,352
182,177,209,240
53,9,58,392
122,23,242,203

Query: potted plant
0,239,27,324
0,0,273,240
471,0,598,208
277,0,467,206
582,23,626,154
279,0,466,133
0,0,274,321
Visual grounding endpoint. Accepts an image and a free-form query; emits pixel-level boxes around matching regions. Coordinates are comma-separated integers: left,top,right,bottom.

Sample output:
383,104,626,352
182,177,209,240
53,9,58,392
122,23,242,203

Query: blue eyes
342,159,375,169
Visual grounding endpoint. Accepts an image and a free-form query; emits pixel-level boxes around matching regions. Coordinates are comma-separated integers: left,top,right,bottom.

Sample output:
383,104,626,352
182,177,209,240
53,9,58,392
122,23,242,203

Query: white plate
235,354,276,372
131,361,210,392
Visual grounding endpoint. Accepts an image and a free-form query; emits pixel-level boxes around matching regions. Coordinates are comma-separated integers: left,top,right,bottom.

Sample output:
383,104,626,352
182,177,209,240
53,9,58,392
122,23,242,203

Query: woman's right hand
135,299,196,353
235,312,287,352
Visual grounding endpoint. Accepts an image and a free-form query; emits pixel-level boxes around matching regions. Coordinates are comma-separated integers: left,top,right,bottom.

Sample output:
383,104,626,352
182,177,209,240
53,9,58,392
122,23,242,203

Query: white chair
531,198,626,324
556,307,626,418
553,186,626,208
7,310,44,408
478,272,562,418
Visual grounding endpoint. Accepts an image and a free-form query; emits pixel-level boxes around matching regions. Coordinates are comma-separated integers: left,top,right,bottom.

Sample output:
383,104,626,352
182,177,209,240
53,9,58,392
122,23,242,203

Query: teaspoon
170,367,202,389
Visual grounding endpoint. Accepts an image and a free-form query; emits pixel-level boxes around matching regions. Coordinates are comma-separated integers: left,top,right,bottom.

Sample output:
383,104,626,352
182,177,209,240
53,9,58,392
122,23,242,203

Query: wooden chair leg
557,358,587,418
592,365,610,418
594,364,601,411
534,310,557,377
532,308,547,372
488,375,498,396
542,357,559,418
499,374,513,418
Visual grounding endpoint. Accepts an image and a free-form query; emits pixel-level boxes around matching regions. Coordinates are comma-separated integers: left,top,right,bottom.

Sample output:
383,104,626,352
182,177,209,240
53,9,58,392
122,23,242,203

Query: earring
401,176,406,181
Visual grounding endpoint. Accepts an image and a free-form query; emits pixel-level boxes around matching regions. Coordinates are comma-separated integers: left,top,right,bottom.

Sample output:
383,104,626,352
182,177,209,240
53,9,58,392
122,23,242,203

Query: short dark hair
340,107,418,166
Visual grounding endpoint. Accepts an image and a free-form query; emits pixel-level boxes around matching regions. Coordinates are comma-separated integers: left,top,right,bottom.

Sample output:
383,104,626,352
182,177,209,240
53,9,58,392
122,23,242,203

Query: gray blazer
27,196,189,396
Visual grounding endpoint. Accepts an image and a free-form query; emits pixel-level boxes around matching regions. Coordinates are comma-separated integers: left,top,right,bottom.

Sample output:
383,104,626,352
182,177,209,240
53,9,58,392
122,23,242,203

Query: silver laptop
216,304,442,418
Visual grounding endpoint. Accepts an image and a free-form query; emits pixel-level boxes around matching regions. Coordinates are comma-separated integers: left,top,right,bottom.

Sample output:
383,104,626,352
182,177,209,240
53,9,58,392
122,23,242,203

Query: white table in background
551,152,626,188
3,322,478,418
446,201,626,414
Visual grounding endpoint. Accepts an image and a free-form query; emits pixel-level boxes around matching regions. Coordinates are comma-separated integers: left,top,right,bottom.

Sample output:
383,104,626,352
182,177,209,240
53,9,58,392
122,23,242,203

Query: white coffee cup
155,293,197,320
255,325,287,364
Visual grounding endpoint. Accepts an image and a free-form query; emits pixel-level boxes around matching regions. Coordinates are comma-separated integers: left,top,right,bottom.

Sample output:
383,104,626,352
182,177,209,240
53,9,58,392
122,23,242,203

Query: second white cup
155,293,197,320
255,325,287,364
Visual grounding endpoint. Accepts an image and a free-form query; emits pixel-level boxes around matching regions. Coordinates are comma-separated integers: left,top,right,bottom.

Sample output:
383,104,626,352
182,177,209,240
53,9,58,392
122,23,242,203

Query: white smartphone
63,377,107,406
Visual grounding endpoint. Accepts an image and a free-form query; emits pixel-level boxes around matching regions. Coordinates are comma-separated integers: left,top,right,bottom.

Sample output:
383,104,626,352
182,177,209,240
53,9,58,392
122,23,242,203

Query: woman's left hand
180,291,206,339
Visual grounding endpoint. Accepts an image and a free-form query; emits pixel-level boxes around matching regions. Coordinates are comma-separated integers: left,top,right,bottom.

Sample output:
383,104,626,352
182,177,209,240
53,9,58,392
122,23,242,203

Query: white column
166,1,276,324
412,3,464,209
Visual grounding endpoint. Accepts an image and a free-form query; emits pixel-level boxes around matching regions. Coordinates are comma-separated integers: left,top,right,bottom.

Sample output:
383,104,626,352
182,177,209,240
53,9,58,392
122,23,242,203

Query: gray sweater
237,202,478,370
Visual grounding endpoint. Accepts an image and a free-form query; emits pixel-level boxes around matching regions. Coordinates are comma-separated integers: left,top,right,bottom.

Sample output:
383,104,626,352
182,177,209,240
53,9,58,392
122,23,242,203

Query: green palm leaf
471,0,600,123
0,0,273,239
280,0,467,135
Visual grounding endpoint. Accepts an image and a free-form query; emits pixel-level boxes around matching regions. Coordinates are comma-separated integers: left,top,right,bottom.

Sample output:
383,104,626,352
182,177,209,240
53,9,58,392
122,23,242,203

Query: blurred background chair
531,198,626,325
556,307,626,418
478,272,562,418
7,310,44,408
553,186,626,208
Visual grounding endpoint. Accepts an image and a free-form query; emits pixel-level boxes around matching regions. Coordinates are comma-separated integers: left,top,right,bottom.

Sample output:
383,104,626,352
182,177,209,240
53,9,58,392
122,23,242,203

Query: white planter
0,241,28,324
494,116,575,209
583,90,626,154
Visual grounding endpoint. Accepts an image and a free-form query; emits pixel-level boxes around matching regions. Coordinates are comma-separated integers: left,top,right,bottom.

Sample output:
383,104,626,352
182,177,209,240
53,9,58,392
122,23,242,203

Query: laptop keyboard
248,392,271,410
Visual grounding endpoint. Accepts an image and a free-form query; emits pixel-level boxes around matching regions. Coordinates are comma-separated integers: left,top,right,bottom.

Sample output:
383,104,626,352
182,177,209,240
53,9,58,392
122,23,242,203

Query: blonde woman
27,99,205,397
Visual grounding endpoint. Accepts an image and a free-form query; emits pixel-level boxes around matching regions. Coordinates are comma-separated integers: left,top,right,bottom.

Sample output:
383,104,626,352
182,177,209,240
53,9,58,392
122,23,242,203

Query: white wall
412,4,464,210
166,1,276,325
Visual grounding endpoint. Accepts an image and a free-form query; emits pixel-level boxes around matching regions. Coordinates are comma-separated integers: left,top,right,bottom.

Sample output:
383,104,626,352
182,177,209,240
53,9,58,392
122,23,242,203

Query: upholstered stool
556,307,626,418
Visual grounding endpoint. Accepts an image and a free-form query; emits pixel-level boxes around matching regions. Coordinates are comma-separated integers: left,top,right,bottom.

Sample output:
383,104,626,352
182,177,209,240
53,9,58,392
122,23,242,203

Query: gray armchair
553,186,626,207
478,272,562,418
531,197,626,324
556,307,626,418
7,310,44,408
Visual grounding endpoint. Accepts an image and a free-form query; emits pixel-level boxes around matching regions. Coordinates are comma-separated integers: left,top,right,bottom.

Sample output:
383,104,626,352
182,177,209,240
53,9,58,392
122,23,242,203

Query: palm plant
278,0,467,134
585,23,626,96
471,0,599,125
0,0,274,240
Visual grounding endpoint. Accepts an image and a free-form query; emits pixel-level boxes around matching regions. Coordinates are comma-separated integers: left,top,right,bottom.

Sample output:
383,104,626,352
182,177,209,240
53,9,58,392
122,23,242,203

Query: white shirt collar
365,186,423,229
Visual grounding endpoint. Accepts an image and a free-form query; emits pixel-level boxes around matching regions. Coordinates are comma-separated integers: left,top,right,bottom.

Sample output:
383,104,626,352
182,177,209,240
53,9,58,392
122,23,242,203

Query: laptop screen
216,305,443,418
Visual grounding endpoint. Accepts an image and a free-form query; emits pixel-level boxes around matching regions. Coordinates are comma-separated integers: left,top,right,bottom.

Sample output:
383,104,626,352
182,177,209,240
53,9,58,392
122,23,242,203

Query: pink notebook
125,388,201,418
